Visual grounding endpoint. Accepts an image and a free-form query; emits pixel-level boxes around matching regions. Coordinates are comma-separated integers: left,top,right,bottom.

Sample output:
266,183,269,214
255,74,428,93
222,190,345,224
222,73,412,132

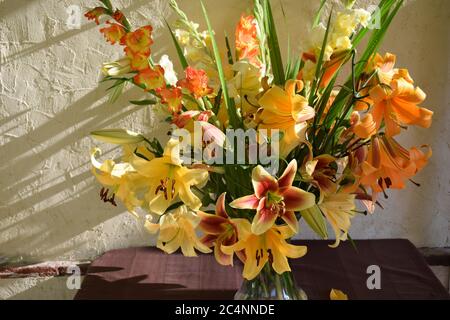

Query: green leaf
285,56,301,81
263,0,285,85
312,0,327,27
129,99,157,106
108,79,125,103
200,0,241,128
321,0,402,132
309,9,333,106
224,33,234,65
100,0,113,11
165,19,189,70
300,205,328,239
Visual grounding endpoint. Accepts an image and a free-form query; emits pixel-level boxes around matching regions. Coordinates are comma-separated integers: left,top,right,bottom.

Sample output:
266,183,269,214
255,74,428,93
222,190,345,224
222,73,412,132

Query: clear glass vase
234,264,308,300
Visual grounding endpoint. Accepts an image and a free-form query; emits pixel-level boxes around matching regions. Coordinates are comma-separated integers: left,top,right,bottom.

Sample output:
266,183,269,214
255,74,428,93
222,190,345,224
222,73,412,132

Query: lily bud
102,57,132,77
91,129,145,144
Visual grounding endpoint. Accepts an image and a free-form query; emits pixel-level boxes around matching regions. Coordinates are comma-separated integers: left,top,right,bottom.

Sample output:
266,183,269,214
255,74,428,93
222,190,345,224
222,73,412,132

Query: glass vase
234,264,307,300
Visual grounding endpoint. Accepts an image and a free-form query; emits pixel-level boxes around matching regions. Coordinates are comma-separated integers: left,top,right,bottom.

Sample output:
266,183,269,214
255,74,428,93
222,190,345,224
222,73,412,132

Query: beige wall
0,0,449,299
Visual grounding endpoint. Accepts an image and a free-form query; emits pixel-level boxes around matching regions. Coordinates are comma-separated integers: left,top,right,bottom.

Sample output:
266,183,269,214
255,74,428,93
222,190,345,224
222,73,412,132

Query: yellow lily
221,219,307,280
318,192,356,248
257,80,315,157
131,139,209,215
145,205,212,257
91,148,147,215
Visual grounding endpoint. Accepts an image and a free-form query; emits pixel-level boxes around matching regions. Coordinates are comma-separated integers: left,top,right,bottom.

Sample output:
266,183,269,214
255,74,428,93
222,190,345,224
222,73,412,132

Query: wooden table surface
75,239,450,300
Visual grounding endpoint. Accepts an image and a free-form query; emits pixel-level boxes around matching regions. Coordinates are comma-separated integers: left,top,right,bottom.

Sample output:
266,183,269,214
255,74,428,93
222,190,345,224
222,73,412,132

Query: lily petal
198,212,228,235
281,211,299,234
281,186,316,211
252,165,278,198
230,194,260,210
278,159,297,188
216,193,229,218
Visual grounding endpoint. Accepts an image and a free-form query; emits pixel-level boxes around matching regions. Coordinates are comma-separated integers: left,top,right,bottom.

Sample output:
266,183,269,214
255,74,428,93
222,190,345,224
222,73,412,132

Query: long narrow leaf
312,0,327,27
308,10,333,105
165,20,189,70
263,0,285,85
200,1,240,128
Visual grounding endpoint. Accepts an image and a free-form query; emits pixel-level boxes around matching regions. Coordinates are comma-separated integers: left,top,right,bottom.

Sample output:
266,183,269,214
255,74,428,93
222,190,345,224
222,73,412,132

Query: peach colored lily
359,135,432,195
369,73,433,137
198,193,244,266
230,160,316,235
257,80,315,157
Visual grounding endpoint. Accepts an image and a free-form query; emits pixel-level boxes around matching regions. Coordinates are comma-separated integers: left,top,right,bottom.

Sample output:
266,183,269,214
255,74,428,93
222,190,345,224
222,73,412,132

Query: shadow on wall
0,0,175,266
3,0,157,64
0,84,147,262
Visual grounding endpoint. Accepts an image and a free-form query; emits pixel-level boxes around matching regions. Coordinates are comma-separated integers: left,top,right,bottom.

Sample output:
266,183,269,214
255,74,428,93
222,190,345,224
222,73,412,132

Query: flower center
155,177,176,200
266,192,286,216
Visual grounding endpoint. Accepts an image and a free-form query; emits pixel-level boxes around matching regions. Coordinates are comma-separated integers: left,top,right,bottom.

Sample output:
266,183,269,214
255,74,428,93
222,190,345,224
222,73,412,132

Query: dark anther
378,178,389,199
99,187,117,207
267,249,273,264
409,179,421,187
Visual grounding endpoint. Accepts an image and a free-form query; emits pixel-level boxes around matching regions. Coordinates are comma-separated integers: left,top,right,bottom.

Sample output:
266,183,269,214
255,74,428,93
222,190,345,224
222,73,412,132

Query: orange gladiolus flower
85,7,107,25
125,47,150,71
235,15,260,66
112,10,126,26
134,66,165,91
177,67,213,99
157,87,183,114
359,135,432,195
121,25,153,56
100,22,126,45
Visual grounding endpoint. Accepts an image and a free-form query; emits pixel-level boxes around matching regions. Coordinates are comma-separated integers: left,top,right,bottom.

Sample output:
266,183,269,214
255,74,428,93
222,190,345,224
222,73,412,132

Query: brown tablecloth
74,239,449,300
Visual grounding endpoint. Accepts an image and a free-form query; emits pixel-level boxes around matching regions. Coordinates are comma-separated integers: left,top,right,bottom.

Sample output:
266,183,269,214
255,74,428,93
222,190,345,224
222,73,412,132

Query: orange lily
257,80,315,157
359,135,432,195
361,53,433,137
230,160,316,235
369,75,433,137
198,193,243,266
221,219,307,280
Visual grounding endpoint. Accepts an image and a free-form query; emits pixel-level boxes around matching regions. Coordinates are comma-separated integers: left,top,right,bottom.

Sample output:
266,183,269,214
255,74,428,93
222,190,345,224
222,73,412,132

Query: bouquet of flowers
85,0,433,299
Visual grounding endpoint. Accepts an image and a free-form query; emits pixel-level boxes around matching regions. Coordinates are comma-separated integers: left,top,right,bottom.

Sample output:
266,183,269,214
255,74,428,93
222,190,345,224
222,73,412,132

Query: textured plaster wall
0,0,449,299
